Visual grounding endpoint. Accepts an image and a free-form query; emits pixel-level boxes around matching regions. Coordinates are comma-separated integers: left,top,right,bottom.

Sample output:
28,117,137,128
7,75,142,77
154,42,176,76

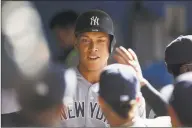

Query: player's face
76,32,110,71
53,27,75,48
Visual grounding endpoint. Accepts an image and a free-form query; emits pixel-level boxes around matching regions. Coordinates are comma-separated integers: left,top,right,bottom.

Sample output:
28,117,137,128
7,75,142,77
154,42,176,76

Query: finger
113,54,127,64
119,46,134,60
114,54,139,74
113,54,126,64
127,60,137,71
115,48,128,62
128,48,138,61
115,47,130,64
60,105,67,120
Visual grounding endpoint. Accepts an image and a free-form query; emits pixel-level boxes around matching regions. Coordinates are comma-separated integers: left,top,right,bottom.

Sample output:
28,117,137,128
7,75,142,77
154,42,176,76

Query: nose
89,42,98,52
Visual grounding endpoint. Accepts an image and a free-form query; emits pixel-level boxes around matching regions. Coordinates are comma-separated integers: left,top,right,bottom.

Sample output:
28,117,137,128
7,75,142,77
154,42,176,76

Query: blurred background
33,1,192,89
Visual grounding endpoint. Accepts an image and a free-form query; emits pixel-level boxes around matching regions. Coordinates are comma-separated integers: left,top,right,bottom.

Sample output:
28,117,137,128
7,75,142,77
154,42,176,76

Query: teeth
89,56,98,59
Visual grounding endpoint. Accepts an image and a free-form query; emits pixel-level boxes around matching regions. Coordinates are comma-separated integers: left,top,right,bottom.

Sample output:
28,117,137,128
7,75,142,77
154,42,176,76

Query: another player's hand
113,46,146,86
60,105,67,120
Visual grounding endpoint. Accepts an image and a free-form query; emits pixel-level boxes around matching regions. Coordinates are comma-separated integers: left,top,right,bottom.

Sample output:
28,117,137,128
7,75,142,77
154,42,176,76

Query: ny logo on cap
90,16,99,26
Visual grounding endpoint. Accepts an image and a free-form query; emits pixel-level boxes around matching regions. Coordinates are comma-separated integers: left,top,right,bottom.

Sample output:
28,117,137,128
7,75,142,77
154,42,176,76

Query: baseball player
1,0,50,116
113,35,192,117
113,46,170,117
2,66,77,127
2,1,77,126
161,35,192,101
147,35,192,117
142,35,192,118
61,9,146,127
98,64,171,127
167,72,192,127
49,10,79,67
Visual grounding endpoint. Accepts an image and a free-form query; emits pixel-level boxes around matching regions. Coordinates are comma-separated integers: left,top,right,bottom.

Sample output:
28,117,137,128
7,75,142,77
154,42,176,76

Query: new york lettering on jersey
61,101,108,127
62,101,107,122
60,67,109,127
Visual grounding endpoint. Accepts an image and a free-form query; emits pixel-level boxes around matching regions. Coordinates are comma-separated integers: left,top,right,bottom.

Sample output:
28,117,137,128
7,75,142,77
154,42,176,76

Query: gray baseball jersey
120,116,171,127
61,67,146,127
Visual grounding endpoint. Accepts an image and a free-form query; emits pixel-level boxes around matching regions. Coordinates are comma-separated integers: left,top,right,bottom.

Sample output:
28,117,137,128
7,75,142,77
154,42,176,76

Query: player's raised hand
113,46,145,84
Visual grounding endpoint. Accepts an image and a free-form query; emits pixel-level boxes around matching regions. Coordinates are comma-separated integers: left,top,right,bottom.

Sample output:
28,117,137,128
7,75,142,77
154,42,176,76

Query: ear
167,105,182,127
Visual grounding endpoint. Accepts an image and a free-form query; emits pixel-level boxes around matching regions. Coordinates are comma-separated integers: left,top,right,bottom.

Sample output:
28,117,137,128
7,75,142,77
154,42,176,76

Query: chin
80,59,108,71
86,65,103,71
86,62,106,70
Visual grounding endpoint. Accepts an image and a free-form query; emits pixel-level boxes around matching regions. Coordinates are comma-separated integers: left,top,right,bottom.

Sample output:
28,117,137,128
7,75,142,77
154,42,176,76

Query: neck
78,64,104,84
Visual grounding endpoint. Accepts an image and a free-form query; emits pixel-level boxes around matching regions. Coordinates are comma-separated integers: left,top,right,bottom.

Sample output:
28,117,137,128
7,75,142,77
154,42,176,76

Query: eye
80,38,90,44
97,39,106,43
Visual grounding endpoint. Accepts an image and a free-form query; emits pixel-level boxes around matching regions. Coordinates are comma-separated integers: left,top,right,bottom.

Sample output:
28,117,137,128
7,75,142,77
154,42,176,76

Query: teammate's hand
60,105,67,120
113,46,146,86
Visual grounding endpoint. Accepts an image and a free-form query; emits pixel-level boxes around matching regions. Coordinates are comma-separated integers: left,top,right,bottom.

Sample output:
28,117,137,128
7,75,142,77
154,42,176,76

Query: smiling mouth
88,56,100,60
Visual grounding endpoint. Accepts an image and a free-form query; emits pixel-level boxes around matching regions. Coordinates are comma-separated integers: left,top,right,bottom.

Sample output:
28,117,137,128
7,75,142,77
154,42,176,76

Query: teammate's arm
140,80,169,116
114,46,169,116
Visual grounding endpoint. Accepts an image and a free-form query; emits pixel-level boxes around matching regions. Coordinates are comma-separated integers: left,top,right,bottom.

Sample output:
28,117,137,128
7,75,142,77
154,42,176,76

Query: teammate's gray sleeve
146,85,174,118
144,116,172,127
120,116,171,127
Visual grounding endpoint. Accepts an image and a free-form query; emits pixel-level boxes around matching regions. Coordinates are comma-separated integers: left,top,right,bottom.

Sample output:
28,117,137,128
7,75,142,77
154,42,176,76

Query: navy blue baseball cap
74,9,115,53
99,64,140,118
165,35,192,64
170,72,192,126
